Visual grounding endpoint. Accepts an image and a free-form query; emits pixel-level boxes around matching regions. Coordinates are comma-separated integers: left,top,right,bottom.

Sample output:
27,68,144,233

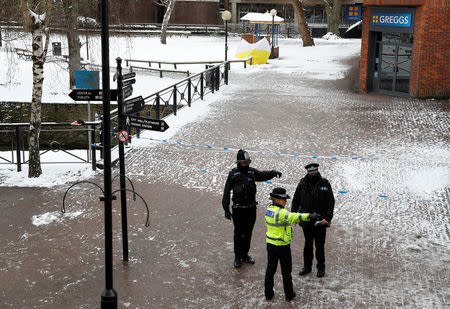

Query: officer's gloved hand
224,210,232,220
272,170,282,178
308,213,321,221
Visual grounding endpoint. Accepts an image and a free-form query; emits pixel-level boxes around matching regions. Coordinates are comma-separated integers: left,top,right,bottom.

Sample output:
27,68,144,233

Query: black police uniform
222,150,280,267
291,167,334,275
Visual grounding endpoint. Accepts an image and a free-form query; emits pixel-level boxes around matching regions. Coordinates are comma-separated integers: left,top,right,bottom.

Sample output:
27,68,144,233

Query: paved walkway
1,54,449,308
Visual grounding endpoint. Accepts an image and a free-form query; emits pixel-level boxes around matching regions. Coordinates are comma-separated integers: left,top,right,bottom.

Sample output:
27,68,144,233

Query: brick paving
1,64,449,308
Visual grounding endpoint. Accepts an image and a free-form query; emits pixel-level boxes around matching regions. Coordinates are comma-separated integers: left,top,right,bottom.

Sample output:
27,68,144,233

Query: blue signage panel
345,5,362,21
371,13,412,27
75,70,100,90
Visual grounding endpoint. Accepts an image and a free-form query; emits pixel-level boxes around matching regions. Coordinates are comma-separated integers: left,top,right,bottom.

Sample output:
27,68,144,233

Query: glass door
379,43,397,91
395,45,412,93
375,32,413,95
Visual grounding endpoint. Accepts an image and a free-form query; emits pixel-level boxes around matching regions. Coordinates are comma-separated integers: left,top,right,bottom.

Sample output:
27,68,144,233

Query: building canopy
240,12,284,24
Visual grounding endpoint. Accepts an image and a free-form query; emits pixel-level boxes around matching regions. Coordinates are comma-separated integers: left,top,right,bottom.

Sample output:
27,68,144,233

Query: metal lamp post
270,9,277,59
221,10,232,62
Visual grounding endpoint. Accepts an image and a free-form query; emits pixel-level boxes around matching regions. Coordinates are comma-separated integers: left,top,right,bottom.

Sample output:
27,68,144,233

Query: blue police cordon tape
144,137,379,161
130,154,435,204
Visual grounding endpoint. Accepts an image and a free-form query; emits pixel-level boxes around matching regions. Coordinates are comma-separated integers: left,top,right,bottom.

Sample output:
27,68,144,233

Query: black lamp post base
101,288,118,309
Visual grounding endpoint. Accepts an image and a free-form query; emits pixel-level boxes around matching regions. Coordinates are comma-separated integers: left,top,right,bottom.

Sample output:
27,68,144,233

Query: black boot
298,267,312,276
243,255,255,264
286,292,296,302
234,257,241,268
265,293,274,301
317,266,325,278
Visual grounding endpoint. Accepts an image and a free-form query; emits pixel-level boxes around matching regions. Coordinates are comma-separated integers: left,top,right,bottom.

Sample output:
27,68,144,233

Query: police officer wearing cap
222,149,282,268
292,163,335,278
264,187,319,302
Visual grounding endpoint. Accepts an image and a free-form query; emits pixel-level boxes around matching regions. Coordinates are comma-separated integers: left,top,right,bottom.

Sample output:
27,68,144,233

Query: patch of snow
31,210,83,226
406,244,422,252
322,32,341,40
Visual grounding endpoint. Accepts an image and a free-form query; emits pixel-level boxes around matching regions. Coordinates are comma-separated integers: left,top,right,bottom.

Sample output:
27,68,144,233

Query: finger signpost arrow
124,96,144,115
123,85,133,99
69,89,118,101
123,72,136,80
127,115,169,132
122,78,136,87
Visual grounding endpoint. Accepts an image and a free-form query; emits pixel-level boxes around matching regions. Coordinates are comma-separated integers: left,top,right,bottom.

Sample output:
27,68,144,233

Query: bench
129,65,190,78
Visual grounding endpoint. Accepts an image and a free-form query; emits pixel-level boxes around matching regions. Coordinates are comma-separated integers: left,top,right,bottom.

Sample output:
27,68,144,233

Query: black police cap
270,187,290,199
305,163,319,173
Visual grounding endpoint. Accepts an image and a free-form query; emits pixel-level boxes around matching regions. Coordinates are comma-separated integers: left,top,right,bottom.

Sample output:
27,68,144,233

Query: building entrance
373,32,413,95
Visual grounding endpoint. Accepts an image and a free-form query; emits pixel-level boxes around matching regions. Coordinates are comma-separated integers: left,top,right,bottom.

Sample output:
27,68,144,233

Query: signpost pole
87,100,91,161
116,57,129,262
100,0,117,307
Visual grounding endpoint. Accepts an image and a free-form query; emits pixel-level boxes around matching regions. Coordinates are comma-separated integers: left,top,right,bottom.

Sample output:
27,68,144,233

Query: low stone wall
0,102,171,150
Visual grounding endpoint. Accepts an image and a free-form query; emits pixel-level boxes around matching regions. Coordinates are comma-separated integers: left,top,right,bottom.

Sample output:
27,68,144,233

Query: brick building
359,0,450,97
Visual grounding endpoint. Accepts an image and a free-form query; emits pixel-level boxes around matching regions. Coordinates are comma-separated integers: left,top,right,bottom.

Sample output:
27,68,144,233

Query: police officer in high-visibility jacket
264,187,320,302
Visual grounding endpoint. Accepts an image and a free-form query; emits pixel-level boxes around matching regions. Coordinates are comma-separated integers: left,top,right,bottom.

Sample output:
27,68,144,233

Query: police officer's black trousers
302,226,327,269
232,206,256,260
264,243,295,299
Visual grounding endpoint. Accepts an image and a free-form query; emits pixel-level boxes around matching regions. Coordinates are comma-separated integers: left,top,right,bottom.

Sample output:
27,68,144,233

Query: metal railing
0,60,238,172
113,62,230,124
0,121,102,172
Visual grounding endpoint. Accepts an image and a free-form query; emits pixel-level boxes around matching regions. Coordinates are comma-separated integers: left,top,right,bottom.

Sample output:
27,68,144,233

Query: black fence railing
0,122,101,172
1,61,233,172
113,62,229,123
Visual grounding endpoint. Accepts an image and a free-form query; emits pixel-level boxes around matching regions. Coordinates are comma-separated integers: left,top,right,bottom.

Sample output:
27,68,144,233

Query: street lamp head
270,9,277,17
222,10,232,21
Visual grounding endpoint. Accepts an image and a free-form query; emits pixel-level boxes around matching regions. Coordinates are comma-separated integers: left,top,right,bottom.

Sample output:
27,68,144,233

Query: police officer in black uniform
291,163,334,277
222,149,282,268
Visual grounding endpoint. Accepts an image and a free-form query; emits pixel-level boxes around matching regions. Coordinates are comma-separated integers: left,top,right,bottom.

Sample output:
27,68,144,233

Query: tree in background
156,0,176,44
62,0,81,89
322,0,342,36
291,0,314,46
21,0,52,178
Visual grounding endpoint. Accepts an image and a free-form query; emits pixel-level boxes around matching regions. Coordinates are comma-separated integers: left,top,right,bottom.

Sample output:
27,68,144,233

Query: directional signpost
123,85,133,99
122,78,136,87
123,96,144,115
123,72,136,80
69,89,118,101
127,115,169,132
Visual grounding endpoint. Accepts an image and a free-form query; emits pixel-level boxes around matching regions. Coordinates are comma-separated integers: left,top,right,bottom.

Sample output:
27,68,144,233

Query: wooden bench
129,65,190,78
14,48,33,60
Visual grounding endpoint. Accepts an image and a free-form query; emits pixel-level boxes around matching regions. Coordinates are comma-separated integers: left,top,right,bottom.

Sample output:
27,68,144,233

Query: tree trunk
28,10,48,178
66,0,81,88
292,0,314,47
324,0,341,36
160,0,176,45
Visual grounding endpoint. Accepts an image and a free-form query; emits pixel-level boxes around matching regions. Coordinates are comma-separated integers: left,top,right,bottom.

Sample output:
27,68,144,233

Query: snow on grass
0,33,361,188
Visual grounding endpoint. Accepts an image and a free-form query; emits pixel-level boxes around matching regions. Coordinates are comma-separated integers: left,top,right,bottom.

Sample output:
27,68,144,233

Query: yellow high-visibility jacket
265,205,310,246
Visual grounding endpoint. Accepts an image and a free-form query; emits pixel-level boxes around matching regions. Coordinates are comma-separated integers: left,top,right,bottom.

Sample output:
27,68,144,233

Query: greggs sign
371,13,411,27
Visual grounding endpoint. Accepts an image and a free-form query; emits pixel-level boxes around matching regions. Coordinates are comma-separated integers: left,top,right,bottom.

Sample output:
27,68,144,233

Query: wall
170,1,222,25
360,0,450,97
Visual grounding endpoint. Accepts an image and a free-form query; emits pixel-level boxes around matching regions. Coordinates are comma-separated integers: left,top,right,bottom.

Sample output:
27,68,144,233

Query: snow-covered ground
0,33,360,188
1,33,449,308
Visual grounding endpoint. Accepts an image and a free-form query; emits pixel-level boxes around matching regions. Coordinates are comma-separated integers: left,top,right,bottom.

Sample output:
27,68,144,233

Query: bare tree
62,0,81,88
322,0,342,36
291,0,314,46
21,0,52,178
156,0,176,45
